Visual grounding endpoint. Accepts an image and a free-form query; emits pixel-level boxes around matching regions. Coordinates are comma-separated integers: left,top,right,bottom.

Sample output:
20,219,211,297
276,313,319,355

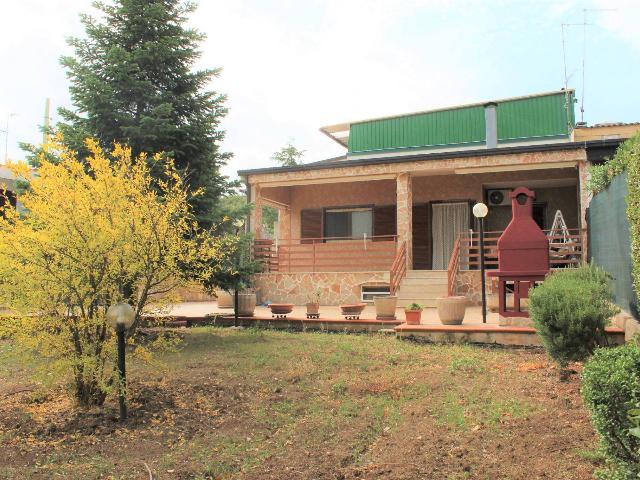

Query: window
324,207,373,239
361,285,390,302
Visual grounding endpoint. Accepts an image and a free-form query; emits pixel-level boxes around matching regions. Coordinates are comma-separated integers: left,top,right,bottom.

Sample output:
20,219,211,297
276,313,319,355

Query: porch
161,301,625,347
246,148,588,306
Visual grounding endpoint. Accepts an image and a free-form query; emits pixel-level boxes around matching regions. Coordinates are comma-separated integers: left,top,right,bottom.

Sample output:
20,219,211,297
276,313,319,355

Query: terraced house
239,90,638,307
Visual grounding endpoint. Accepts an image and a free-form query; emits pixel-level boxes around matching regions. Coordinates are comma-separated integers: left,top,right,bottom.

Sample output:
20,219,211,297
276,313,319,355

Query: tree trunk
74,366,108,407
234,288,239,327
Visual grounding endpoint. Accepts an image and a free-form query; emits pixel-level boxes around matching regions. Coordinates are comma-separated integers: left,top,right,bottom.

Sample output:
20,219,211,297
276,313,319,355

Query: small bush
529,265,618,372
582,343,640,479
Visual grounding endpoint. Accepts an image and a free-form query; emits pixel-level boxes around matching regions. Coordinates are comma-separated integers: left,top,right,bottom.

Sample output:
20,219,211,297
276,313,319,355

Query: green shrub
582,343,640,479
529,265,618,372
588,133,640,308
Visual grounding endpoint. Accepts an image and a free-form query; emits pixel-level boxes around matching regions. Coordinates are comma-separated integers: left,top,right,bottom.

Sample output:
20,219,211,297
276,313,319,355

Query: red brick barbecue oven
488,187,550,318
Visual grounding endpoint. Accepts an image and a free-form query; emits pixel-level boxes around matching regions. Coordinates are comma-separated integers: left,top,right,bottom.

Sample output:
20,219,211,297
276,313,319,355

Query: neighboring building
0,165,18,211
239,90,640,306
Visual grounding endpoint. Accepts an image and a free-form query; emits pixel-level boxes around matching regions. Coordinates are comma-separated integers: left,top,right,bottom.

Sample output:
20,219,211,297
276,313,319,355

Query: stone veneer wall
253,271,389,305
453,271,499,305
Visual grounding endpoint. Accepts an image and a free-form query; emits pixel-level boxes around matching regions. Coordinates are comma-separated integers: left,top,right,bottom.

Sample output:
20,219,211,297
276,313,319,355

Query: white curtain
432,202,470,270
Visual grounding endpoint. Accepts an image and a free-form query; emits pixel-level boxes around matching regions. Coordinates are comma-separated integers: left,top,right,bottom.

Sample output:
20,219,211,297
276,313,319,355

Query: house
239,90,639,307
0,165,18,211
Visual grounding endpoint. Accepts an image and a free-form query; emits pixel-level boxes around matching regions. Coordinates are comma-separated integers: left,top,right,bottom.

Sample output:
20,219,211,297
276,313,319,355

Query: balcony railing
457,228,584,270
252,235,398,273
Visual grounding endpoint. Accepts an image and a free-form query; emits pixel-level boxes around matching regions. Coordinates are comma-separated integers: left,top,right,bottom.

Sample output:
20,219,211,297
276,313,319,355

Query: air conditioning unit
487,189,511,207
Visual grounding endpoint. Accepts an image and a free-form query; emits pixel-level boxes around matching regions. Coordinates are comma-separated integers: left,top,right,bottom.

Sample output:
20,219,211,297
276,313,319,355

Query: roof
302,155,347,166
238,137,622,177
320,89,575,149
576,122,640,128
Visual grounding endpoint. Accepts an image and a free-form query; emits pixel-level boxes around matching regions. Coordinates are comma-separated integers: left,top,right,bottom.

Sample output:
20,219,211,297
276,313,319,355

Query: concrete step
400,276,448,286
404,269,447,279
397,284,448,296
397,297,441,308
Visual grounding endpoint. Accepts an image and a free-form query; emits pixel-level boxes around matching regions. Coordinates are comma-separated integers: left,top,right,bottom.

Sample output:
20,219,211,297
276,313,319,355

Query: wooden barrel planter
236,292,257,317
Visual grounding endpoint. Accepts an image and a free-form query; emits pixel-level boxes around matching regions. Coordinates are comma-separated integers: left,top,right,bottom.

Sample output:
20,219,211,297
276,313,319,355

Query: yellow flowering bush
0,136,212,406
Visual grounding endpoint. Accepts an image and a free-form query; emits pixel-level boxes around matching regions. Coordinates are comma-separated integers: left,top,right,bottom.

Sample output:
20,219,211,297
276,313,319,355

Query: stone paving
163,301,501,325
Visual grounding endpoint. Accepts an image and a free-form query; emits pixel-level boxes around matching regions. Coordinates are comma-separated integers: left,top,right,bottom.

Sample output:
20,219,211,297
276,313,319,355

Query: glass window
324,208,373,239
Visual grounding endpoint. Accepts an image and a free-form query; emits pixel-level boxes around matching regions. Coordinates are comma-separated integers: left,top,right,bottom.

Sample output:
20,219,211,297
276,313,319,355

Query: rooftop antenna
561,22,582,131
562,9,616,124
580,8,616,124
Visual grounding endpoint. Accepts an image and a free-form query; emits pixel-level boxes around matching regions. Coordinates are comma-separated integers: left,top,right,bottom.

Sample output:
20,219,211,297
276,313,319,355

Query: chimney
484,102,497,149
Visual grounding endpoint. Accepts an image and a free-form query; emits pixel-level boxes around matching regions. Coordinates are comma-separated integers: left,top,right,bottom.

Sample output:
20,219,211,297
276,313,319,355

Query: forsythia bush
529,265,618,377
582,343,640,479
0,137,214,406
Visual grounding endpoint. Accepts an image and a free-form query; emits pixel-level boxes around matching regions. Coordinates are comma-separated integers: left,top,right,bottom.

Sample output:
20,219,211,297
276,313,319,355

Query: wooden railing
447,237,461,296
457,228,584,270
252,235,398,273
389,241,407,295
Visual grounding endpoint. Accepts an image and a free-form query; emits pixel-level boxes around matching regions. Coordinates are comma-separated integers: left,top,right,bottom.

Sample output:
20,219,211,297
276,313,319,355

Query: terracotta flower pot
306,302,320,315
340,303,366,318
374,296,397,320
236,292,257,317
216,290,233,309
437,296,467,325
404,309,422,325
268,303,294,316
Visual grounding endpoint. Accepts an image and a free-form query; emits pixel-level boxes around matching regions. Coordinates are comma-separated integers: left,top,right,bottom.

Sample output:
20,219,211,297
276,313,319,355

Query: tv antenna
561,8,616,124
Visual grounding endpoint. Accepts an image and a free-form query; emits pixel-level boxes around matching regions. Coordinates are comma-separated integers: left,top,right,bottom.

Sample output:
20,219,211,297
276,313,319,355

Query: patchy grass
0,327,600,479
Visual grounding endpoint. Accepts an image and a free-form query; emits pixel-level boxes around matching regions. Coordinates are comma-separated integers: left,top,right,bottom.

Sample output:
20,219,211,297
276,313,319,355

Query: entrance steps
396,270,448,308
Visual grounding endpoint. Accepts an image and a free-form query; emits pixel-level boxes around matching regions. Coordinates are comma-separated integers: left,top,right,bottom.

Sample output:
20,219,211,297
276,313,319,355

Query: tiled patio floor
163,301,501,325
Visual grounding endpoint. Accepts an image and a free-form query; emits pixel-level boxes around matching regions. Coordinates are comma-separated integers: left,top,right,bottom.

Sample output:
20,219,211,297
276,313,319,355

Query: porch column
577,159,590,257
250,184,263,238
396,172,413,269
277,206,291,242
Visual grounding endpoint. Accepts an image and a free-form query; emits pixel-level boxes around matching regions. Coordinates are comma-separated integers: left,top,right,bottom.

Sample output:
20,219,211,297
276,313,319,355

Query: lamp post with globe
472,203,489,323
106,302,135,422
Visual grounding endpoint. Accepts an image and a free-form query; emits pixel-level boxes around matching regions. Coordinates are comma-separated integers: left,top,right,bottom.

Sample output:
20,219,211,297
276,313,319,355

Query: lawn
0,328,604,479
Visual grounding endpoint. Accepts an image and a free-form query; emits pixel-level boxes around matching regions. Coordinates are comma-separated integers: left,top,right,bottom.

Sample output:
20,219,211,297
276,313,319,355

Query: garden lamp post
106,302,135,422
472,202,489,324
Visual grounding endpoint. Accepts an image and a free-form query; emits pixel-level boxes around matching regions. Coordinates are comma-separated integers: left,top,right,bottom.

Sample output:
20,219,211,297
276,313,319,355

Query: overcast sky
1,0,639,179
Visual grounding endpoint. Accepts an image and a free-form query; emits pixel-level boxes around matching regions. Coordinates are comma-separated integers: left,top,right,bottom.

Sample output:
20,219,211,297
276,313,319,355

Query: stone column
250,184,263,238
577,159,590,258
396,172,413,269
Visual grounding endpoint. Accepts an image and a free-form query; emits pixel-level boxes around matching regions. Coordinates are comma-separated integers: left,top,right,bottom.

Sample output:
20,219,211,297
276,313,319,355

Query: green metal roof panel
348,105,485,154
497,92,575,141
346,91,575,155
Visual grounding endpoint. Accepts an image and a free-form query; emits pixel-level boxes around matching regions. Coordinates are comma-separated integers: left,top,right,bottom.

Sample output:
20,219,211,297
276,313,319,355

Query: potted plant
436,296,467,325
404,303,423,325
306,289,321,318
374,294,397,320
201,233,264,326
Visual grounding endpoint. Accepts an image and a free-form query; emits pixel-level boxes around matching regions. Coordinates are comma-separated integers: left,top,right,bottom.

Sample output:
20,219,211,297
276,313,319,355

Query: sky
1,0,639,180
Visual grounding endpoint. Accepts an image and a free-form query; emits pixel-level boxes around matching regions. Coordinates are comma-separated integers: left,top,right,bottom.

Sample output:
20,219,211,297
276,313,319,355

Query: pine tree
59,0,233,226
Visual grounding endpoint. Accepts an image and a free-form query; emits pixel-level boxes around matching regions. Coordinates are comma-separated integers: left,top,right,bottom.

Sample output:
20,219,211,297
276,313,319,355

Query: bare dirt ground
0,328,603,479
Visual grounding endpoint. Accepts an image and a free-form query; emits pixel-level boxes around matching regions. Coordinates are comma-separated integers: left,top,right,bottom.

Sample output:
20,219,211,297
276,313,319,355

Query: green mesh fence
588,172,638,318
